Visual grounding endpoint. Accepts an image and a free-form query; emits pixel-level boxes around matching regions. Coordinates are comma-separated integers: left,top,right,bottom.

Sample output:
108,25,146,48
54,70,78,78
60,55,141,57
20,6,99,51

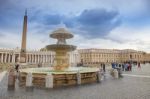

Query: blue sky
0,0,150,52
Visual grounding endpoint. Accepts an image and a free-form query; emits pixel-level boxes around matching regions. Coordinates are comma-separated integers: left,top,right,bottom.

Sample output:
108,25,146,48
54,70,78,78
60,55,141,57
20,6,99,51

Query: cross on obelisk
20,10,27,63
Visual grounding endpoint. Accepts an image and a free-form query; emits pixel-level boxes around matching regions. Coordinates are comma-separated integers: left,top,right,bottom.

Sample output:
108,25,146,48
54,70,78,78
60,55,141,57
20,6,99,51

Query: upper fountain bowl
50,28,73,39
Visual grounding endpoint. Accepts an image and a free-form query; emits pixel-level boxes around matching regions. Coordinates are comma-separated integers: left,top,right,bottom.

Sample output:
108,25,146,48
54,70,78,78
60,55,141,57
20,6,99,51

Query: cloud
30,8,121,39
0,33,5,38
31,12,63,26
75,9,121,38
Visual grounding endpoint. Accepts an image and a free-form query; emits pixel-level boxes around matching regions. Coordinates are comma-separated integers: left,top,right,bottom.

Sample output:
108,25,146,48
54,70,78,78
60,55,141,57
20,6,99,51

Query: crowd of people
111,62,141,71
99,62,141,78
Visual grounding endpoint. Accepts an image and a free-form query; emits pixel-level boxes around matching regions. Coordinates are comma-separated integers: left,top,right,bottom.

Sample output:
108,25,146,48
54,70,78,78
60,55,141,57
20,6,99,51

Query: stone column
45,55,47,63
47,55,49,63
32,54,34,63
8,54,11,63
34,54,36,63
29,54,31,63
50,55,52,64
41,55,42,63
31,54,33,63
43,55,45,63
4,53,7,63
12,53,15,63
42,55,44,63
1,53,3,63
18,53,21,62
38,55,40,63
49,55,51,63
28,54,30,63
46,54,48,63
26,54,28,63
33,54,35,63
37,54,39,63
35,54,37,63
40,55,41,63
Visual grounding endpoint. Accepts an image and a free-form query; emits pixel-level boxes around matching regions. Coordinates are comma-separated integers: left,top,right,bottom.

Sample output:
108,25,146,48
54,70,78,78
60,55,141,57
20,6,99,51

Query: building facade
78,49,150,66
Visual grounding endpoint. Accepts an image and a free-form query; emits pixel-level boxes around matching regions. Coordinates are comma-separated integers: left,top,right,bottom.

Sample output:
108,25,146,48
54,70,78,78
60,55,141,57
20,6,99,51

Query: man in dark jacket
15,64,19,72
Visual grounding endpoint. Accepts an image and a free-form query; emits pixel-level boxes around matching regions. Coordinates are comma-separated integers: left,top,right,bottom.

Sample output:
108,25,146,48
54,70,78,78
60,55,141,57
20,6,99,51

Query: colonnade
26,53,55,64
0,52,16,63
0,49,79,66
0,50,55,64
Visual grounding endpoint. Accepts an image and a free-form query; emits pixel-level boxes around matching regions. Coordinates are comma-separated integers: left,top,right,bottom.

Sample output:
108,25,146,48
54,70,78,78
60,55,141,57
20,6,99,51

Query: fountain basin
19,67,100,88
46,44,76,51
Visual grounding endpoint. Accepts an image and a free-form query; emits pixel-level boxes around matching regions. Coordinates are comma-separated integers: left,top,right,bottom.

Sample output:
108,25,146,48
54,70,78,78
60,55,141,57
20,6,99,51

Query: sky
0,0,150,52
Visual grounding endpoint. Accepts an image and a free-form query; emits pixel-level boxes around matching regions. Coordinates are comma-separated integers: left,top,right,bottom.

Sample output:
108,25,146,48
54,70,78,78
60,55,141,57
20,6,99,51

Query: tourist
116,62,118,68
122,63,125,71
125,63,128,71
15,64,19,73
130,63,132,71
119,63,121,68
101,63,103,69
111,62,116,69
128,63,131,71
103,63,106,72
138,62,141,68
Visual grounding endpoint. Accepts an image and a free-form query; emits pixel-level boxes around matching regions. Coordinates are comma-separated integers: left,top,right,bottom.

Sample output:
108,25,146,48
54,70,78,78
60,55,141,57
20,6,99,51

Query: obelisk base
20,57,26,63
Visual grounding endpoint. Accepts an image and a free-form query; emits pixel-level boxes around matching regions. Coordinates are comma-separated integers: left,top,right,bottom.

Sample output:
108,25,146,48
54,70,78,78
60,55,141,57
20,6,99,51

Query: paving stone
0,64,150,99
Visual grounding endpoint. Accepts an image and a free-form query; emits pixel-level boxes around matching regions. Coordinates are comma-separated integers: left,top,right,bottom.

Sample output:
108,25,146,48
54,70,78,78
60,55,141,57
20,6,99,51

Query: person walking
15,64,20,80
122,63,125,71
103,63,106,72
111,62,116,69
125,63,128,71
15,64,19,73
128,63,131,71
138,62,141,68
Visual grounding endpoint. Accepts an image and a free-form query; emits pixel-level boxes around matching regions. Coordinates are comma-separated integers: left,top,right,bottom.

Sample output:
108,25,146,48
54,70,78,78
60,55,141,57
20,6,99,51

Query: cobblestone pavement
0,64,150,99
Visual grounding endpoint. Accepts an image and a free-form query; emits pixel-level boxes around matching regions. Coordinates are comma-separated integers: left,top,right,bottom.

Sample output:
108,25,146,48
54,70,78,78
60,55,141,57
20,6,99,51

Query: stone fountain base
19,67,101,88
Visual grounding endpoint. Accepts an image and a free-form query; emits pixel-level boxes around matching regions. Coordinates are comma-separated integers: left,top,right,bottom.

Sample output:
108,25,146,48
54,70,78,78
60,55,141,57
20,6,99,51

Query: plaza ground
0,64,150,99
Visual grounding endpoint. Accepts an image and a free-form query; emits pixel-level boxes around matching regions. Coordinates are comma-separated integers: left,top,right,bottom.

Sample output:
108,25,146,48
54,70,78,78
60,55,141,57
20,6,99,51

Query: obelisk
20,10,27,63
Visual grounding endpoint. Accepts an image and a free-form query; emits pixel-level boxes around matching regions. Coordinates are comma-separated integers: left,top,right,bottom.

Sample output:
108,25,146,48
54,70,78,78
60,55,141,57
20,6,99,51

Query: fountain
19,28,101,88
46,28,76,70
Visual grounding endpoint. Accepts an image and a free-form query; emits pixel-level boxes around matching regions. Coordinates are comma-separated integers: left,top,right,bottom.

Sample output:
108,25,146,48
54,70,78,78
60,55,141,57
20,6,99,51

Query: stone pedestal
97,71,101,82
26,72,33,87
77,71,81,85
20,57,26,63
7,70,16,90
114,69,118,79
45,74,53,88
